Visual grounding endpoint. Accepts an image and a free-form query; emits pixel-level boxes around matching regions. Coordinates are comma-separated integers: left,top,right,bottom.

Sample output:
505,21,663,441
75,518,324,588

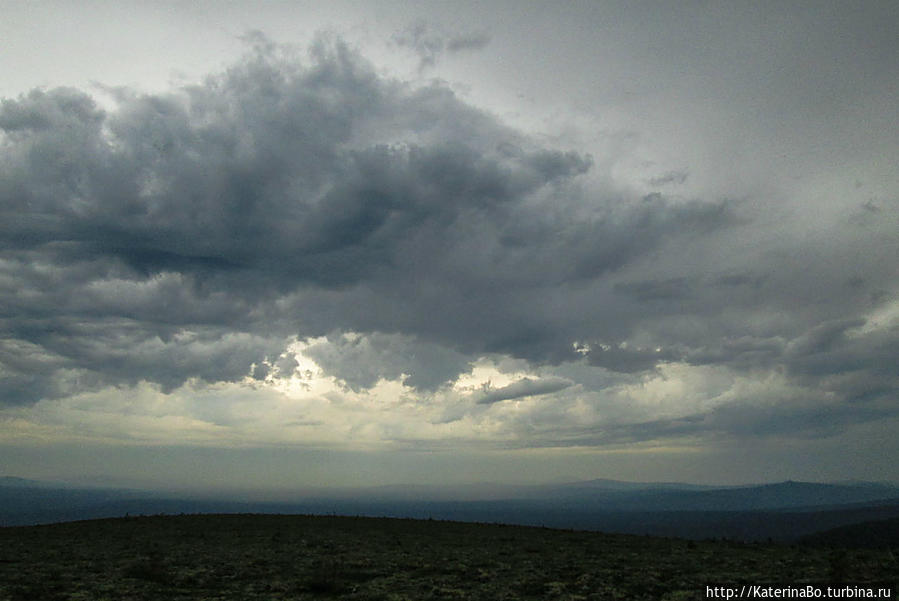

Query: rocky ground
0,514,896,600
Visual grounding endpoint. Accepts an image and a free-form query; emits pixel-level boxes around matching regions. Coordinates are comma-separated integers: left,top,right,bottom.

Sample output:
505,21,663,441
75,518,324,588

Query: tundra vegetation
1,514,897,600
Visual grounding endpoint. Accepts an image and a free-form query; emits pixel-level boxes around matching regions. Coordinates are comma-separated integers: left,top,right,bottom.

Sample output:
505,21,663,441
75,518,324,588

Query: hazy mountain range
3,476,899,542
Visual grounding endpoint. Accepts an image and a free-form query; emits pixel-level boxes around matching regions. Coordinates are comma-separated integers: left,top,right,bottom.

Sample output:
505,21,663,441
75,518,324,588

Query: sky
1,1,897,491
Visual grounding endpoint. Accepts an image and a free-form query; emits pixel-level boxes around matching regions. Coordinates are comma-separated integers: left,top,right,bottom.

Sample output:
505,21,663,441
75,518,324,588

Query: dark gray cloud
0,38,608,401
475,377,573,405
647,170,688,187
585,344,681,374
446,31,491,53
303,332,471,392
614,277,692,302
393,21,491,71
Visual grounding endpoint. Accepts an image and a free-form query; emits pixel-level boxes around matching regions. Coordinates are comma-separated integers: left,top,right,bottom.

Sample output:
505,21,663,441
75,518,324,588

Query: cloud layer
1,35,897,455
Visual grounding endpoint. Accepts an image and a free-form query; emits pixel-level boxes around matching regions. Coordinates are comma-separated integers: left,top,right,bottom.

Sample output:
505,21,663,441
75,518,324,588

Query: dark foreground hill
1,514,897,601
800,516,899,549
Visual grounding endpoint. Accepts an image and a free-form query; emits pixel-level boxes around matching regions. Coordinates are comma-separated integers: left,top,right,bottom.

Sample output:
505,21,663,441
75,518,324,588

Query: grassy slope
0,514,896,601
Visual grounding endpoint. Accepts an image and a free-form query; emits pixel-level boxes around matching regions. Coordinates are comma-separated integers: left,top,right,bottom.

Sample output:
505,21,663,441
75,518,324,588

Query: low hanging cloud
302,332,471,392
474,377,574,405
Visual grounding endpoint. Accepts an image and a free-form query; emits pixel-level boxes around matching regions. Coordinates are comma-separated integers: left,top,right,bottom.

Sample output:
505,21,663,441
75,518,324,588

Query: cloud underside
0,37,897,449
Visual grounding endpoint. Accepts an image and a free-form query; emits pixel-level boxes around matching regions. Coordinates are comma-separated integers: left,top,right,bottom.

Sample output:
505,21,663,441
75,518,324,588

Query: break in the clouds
1,23,897,466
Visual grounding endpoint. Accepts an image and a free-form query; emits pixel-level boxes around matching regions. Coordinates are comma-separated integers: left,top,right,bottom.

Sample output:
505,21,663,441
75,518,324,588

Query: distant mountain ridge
339,478,897,503
564,480,899,512
0,476,62,489
439,478,899,511
0,476,134,490
554,478,720,491
3,476,899,541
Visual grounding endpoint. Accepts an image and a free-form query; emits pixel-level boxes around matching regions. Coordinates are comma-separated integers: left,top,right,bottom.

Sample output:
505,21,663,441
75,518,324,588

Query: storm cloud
1,29,897,459
0,38,723,397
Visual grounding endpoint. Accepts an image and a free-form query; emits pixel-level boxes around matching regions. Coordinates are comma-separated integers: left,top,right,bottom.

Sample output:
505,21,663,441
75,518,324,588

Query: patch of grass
121,550,175,585
301,556,348,595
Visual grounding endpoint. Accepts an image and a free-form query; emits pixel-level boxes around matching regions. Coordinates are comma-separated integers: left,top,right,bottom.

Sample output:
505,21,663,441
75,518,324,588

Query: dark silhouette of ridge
799,515,899,549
